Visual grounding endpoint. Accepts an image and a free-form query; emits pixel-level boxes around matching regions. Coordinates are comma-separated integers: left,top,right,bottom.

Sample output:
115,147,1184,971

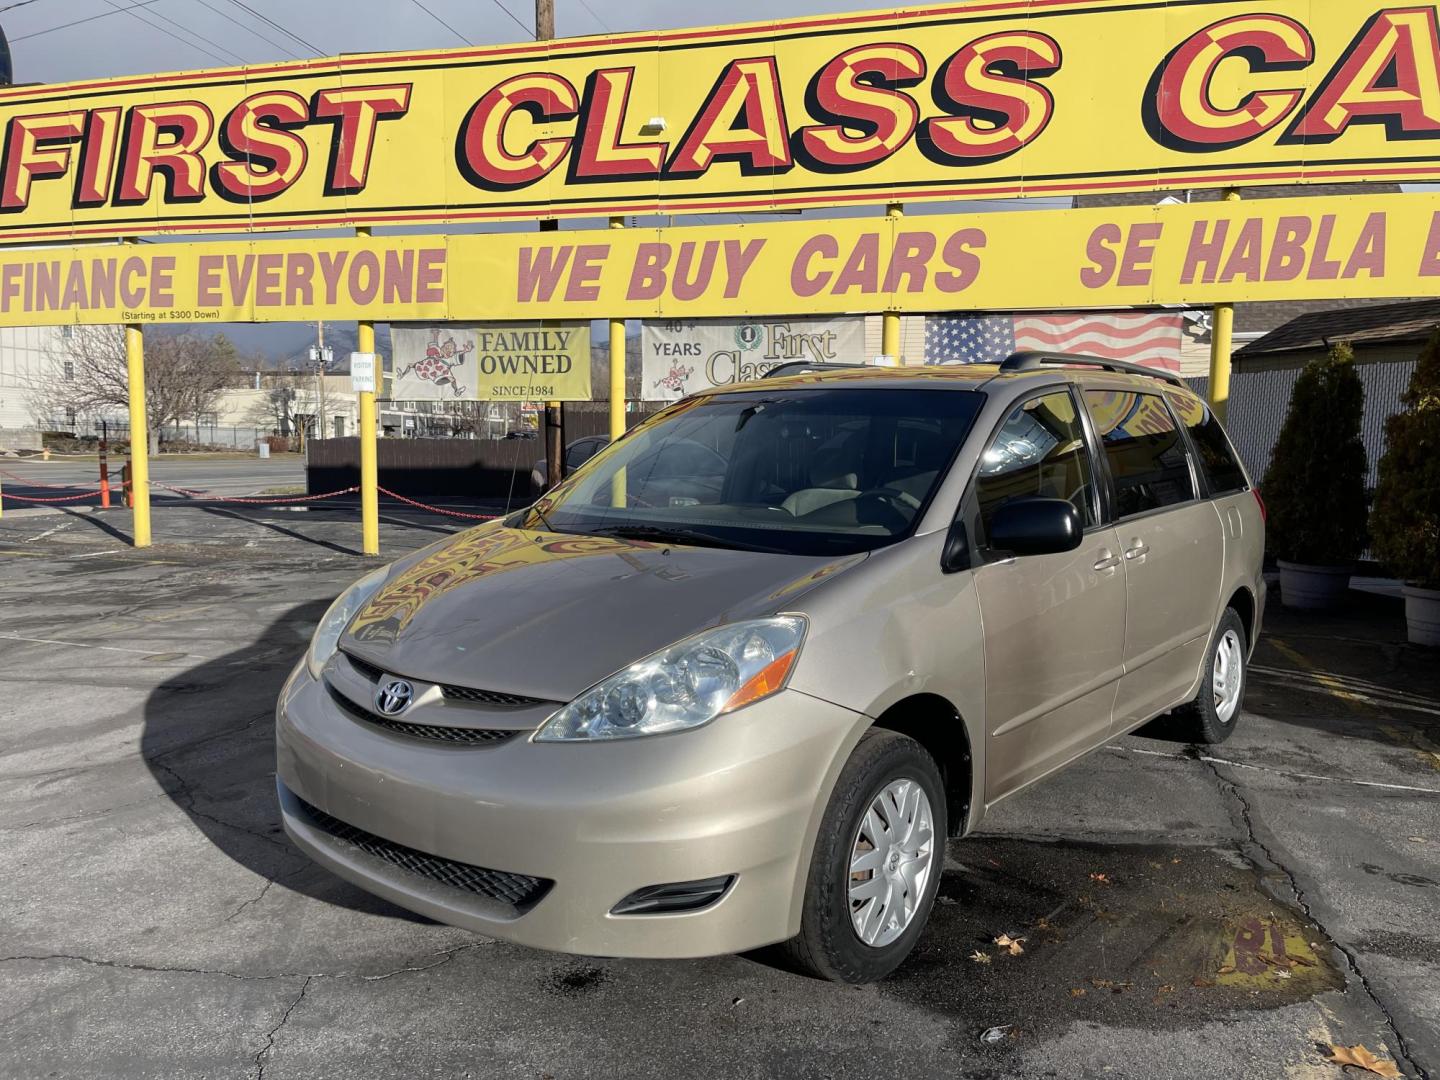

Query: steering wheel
855,488,916,527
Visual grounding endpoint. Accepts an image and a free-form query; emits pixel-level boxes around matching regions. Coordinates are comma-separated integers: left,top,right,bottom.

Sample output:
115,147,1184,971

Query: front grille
343,651,384,682
440,684,547,708
326,683,516,746
295,796,552,910
342,650,547,710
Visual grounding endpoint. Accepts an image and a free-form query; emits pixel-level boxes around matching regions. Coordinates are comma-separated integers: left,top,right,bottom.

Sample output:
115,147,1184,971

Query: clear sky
3,0,887,83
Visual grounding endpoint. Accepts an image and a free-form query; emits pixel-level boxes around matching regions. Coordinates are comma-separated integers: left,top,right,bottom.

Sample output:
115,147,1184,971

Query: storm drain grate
295,796,552,910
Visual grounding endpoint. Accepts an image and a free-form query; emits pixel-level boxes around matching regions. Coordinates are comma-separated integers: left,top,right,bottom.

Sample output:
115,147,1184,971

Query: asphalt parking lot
2,502,1438,1080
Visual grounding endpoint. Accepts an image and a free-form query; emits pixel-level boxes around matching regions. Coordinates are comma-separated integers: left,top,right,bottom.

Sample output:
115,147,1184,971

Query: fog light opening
610,875,736,915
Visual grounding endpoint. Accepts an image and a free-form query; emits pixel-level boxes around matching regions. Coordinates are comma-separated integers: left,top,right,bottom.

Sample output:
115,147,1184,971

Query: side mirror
988,497,1083,558
940,518,970,574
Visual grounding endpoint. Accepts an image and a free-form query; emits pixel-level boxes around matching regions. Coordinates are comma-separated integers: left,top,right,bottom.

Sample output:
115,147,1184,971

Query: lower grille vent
296,796,552,910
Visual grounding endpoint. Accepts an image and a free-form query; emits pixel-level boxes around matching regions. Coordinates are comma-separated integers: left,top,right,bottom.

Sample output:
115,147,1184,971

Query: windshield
517,388,984,556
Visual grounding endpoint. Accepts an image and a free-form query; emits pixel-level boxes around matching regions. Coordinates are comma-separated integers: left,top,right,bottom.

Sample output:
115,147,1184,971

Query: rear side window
975,390,1098,534
1167,394,1248,495
1083,389,1196,518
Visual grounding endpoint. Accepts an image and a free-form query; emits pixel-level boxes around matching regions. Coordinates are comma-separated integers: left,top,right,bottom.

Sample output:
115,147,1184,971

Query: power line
0,0,51,15
191,0,299,59
221,0,323,56
483,0,532,40
12,0,159,42
572,0,609,33
407,0,469,45
100,0,239,65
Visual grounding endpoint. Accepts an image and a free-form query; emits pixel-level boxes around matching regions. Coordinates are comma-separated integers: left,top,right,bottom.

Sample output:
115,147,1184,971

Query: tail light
1253,486,1267,523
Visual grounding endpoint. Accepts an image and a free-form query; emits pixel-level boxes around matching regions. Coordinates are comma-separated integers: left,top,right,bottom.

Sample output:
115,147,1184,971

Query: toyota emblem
374,678,415,716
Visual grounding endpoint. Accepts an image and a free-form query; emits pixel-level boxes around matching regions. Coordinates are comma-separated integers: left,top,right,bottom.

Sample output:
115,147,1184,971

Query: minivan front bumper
275,662,869,958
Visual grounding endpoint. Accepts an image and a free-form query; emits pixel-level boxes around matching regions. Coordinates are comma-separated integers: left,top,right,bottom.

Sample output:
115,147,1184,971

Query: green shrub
1262,342,1368,566
1370,329,1440,588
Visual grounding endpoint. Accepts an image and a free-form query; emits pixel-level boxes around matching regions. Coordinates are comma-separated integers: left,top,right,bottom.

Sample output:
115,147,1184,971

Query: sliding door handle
1093,552,1121,572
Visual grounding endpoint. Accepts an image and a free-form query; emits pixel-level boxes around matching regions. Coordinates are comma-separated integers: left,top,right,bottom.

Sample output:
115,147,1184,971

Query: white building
0,325,127,449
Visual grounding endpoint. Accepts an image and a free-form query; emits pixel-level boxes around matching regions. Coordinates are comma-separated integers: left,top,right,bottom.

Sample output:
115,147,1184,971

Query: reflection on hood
349,525,627,646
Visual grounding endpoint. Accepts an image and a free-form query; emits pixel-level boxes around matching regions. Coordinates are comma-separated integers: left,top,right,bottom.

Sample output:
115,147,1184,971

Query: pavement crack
225,878,277,923
0,940,494,984
252,975,312,1080
1199,753,1430,1080
149,759,293,853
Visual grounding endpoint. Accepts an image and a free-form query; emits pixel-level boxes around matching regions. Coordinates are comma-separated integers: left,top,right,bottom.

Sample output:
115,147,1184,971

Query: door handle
1124,541,1151,560
1093,551,1121,572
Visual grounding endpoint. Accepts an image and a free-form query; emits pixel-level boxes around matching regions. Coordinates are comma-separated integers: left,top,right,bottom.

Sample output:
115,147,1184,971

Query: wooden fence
306,402,666,499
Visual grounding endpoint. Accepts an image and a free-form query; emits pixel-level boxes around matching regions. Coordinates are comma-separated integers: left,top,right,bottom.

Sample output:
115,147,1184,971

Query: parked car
277,352,1265,983
530,434,609,495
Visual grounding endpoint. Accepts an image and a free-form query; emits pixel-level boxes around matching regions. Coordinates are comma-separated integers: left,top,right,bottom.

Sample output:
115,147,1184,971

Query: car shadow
140,598,431,922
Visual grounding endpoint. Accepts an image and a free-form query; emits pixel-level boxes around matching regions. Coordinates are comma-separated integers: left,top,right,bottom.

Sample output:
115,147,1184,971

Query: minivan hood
341,523,863,701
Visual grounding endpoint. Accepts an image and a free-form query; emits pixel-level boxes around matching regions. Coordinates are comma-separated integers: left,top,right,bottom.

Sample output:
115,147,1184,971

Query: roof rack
998,350,1189,389
761,361,869,378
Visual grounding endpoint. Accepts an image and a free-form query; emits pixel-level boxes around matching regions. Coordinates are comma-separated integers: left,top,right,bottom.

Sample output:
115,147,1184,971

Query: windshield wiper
587,524,790,554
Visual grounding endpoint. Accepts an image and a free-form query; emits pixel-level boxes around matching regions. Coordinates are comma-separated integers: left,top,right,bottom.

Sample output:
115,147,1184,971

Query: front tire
784,729,946,983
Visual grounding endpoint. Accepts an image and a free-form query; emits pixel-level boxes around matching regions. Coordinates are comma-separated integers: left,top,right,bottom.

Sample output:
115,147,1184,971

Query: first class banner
6,192,1440,325
3,2,1440,241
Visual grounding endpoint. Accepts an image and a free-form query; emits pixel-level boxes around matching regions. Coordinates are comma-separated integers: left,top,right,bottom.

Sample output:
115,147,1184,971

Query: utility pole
315,320,327,440
536,0,563,492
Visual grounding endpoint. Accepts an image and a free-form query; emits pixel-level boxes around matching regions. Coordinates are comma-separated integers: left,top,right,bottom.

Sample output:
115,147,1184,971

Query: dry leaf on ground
994,934,1026,956
1326,1043,1402,1078
1089,872,1111,884
1069,988,1086,998
970,950,992,965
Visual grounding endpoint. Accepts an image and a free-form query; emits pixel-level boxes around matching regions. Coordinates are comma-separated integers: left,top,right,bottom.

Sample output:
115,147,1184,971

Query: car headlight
534,616,807,742
306,567,390,679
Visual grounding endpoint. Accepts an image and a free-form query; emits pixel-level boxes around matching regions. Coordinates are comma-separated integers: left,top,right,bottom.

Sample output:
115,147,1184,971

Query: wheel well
1226,586,1256,648
871,694,972,837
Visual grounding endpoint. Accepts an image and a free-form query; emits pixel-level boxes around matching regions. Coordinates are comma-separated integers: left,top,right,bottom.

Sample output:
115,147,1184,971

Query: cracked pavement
1,504,1438,1079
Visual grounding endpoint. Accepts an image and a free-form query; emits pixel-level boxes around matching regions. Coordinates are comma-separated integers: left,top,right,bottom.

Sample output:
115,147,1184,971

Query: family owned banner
391,323,591,401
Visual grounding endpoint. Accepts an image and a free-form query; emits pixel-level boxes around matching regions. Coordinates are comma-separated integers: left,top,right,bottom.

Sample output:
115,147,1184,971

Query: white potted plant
1263,342,1369,610
1371,329,1440,646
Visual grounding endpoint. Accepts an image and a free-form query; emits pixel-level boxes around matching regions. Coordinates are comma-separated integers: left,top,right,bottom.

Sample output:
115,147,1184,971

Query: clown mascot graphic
397,330,475,398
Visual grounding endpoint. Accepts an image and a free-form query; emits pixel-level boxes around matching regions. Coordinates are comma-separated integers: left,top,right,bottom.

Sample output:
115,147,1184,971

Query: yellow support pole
356,227,380,556
609,216,627,507
882,203,904,364
125,322,152,548
1207,189,1241,423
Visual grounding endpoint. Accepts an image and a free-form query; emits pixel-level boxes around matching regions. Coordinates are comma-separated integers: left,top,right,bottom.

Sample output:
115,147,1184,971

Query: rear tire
784,729,946,983
1149,608,1248,745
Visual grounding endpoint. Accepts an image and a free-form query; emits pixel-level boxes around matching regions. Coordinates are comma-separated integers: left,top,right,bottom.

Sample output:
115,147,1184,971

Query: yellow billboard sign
2,3,1440,241
6,192,1440,324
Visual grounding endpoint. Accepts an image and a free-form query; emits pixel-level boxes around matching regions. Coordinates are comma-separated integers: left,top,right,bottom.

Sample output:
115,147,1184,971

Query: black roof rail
761,361,869,378
998,350,1189,389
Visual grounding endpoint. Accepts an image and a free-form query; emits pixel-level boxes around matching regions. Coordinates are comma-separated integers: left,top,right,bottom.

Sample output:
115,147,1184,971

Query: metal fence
1188,358,1417,488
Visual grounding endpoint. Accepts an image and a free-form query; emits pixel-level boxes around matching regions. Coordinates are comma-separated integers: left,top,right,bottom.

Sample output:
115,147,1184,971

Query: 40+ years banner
641,318,867,401
2,3,1440,241
5,193,1440,325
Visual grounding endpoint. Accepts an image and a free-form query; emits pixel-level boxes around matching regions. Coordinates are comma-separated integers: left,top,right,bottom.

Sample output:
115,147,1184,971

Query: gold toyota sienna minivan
277,352,1265,983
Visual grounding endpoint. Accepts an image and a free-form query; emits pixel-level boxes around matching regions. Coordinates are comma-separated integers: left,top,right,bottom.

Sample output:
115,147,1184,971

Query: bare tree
31,329,243,454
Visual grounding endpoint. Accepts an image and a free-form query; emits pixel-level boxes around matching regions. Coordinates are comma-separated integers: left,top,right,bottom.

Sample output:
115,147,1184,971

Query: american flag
925,311,1185,372
923,314,1015,364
